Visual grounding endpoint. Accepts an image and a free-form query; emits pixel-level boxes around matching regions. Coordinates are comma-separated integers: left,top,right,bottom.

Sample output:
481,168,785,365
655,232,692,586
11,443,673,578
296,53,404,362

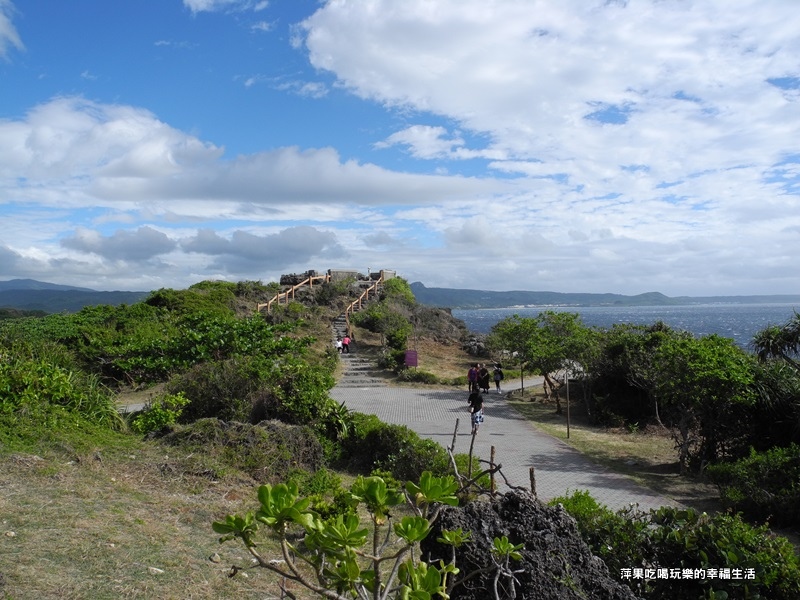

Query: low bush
0,350,123,434
550,489,652,576
158,418,323,483
551,490,800,599
339,413,450,481
396,368,440,384
129,392,190,435
706,444,800,527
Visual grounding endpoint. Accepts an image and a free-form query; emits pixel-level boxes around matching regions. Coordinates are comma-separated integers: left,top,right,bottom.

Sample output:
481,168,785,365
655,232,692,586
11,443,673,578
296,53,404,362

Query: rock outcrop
421,490,640,600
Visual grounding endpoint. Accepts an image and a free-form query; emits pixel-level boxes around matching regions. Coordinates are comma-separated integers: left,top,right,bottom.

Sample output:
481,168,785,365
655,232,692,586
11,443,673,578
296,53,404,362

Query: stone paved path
330,352,681,513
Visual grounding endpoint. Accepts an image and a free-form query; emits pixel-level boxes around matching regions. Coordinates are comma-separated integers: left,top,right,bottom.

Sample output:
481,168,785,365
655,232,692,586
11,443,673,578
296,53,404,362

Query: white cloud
3,2,800,296
61,226,177,261
0,0,23,60
183,0,267,14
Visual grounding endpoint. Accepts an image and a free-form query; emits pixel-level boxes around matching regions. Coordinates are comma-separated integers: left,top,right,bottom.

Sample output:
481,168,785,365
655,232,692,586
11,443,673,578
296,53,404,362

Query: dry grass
349,324,478,387
506,385,723,514
0,445,316,600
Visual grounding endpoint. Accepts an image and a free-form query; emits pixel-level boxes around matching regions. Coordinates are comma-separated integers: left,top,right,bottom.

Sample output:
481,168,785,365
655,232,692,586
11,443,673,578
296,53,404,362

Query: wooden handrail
257,274,330,313
344,276,383,336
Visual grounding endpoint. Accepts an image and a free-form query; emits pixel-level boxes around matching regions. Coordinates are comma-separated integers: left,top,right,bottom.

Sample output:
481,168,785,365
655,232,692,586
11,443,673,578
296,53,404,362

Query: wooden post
450,418,459,453
529,467,536,497
490,446,496,493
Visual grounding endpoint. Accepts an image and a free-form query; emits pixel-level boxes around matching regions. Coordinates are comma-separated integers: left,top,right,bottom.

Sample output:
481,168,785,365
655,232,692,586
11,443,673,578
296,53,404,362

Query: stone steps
332,312,386,388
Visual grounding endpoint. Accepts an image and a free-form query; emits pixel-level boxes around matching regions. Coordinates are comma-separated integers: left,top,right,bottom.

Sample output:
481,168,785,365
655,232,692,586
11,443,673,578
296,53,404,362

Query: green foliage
340,414,451,482
147,282,236,316
552,490,800,600
753,311,800,371
352,277,416,352
129,392,190,435
549,490,652,576
381,277,416,305
312,278,354,306
706,444,800,527
213,472,472,600
353,302,412,350
396,368,440,384
160,418,324,483
0,348,123,432
651,334,757,471
285,467,351,520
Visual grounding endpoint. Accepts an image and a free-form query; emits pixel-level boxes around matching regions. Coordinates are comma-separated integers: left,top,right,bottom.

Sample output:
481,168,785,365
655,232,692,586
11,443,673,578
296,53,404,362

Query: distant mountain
409,282,800,309
0,279,149,313
0,278,95,292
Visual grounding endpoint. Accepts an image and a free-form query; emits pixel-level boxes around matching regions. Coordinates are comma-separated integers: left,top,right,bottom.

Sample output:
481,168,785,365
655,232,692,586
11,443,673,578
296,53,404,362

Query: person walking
335,336,343,353
468,390,484,434
478,363,490,393
342,334,351,353
493,363,505,393
467,364,479,392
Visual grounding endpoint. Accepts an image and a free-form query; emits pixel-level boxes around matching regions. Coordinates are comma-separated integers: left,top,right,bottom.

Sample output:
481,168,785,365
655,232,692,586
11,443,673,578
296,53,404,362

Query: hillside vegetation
2,277,799,599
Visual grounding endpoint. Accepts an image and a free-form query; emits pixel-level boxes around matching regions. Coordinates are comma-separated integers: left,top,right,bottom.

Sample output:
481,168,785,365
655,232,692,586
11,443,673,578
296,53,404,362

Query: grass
3,314,796,598
350,324,478,388
0,442,317,599
506,384,723,514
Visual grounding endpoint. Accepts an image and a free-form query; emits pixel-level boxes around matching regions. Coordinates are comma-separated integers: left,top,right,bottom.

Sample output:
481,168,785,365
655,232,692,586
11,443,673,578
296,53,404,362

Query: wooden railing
257,274,331,313
344,276,384,336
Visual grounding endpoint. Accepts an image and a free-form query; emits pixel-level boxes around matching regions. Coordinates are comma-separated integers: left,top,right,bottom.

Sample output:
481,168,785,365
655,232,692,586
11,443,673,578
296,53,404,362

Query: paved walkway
330,354,681,513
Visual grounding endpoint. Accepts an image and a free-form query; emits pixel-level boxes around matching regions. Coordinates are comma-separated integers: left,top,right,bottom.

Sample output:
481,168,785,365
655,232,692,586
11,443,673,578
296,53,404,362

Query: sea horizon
452,301,800,349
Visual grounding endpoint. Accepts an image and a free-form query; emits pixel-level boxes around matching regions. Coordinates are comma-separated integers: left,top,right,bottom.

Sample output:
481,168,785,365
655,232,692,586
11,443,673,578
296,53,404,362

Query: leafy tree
489,312,597,413
487,314,538,391
590,322,684,426
650,335,757,472
753,312,800,371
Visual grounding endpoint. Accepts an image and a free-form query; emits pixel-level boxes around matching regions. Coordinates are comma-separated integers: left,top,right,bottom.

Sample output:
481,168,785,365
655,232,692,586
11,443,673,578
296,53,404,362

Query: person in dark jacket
468,391,484,434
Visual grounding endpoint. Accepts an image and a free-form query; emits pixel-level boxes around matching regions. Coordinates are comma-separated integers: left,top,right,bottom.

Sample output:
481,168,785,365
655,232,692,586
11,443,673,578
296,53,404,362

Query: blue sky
1,0,799,295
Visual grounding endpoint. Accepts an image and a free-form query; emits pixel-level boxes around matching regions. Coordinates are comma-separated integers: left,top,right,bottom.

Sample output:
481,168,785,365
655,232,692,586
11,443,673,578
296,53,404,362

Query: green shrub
146,283,236,316
551,490,800,599
0,352,122,431
549,490,651,577
159,418,323,483
339,413,450,482
647,507,800,600
167,357,259,423
396,369,440,384
706,444,800,527
130,392,190,435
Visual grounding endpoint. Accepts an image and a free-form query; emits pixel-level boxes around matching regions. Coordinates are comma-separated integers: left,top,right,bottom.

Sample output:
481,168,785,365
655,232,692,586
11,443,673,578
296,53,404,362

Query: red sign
404,350,418,367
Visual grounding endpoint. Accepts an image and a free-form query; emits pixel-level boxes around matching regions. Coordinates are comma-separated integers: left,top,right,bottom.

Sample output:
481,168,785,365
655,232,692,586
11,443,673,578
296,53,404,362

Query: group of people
466,363,504,434
467,363,504,394
334,335,351,353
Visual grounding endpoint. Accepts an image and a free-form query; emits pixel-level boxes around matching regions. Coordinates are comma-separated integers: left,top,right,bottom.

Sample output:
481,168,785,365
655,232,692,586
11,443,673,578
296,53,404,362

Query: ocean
452,303,800,349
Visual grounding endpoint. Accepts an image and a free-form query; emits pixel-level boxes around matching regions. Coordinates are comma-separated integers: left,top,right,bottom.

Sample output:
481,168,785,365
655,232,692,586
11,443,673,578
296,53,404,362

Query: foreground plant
212,471,518,599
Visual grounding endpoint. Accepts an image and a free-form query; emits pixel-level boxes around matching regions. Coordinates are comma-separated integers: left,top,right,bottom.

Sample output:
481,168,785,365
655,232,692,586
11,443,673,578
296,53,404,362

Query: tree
487,315,538,391
650,335,757,473
752,312,800,372
590,322,684,427
489,312,596,413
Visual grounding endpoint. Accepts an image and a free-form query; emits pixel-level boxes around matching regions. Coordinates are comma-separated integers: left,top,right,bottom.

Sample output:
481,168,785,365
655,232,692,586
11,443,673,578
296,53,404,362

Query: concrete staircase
332,315,386,388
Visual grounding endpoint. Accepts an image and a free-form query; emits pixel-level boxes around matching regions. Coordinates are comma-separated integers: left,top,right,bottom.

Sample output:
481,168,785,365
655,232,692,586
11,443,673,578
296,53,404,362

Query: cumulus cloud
301,0,800,186
61,226,177,261
0,97,505,214
181,226,346,272
4,1,800,295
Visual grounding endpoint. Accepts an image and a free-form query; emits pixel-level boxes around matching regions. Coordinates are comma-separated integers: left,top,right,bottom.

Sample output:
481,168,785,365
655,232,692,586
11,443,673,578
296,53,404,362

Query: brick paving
330,354,681,512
